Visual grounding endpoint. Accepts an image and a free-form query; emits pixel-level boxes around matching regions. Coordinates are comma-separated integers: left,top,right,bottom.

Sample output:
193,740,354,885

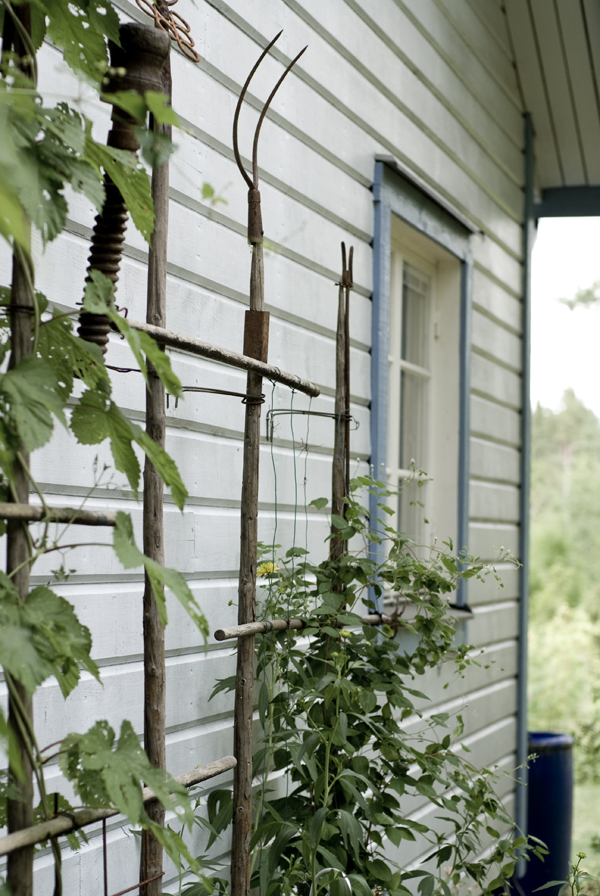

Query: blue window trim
516,113,534,872
370,159,474,609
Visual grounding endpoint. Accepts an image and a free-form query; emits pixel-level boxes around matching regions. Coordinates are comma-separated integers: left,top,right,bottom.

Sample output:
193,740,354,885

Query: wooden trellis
0,15,367,896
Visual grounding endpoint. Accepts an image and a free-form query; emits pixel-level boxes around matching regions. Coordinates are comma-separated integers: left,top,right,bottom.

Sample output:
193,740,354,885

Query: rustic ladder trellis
0,16,363,896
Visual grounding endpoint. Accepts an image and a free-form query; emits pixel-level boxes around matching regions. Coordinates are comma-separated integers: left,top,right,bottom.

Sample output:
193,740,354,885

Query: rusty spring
78,178,128,353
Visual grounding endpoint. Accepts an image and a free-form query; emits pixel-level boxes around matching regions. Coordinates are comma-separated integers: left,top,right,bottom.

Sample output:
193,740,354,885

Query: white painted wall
0,0,525,889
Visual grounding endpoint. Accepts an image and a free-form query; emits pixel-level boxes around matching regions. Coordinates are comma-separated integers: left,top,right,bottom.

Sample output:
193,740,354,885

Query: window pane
399,369,428,472
402,263,430,368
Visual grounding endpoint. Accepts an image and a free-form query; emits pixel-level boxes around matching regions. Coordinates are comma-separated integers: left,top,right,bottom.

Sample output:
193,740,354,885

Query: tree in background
529,389,600,741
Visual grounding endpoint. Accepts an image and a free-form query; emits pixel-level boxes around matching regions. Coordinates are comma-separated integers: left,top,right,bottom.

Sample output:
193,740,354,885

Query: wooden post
2,6,35,892
231,226,269,896
330,272,347,561
6,244,34,896
330,244,353,562
141,13,171,895
230,38,307,896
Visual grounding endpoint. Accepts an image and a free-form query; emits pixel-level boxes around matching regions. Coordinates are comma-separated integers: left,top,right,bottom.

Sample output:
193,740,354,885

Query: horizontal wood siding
0,0,525,887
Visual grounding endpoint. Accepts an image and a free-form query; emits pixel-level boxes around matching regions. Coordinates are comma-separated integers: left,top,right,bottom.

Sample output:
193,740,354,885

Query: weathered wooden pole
140,7,172,893
2,7,35,892
230,36,306,896
330,244,353,562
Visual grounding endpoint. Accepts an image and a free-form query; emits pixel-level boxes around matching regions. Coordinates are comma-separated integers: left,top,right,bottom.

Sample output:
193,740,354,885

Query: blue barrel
521,731,573,896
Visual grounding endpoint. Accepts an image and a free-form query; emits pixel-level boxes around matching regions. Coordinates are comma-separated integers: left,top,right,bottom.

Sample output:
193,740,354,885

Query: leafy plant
535,852,599,896
205,479,538,896
0,0,209,887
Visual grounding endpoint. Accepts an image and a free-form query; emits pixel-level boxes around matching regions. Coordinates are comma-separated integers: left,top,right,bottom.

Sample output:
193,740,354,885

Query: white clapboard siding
431,0,521,104
0,0,533,887
471,438,521,485
192,0,524,254
390,0,523,141
471,395,521,448
345,0,522,179
468,523,520,562
473,268,523,333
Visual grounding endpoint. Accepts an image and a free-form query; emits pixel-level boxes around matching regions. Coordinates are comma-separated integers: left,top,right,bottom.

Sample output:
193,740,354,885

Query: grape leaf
0,357,67,452
43,0,120,84
0,573,98,697
59,719,197,868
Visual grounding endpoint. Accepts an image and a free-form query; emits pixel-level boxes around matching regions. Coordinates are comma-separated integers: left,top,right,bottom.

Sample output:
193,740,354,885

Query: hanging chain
134,0,200,62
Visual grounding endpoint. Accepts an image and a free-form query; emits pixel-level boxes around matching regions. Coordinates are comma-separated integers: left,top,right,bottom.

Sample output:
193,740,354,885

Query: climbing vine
0,0,208,887
204,479,542,896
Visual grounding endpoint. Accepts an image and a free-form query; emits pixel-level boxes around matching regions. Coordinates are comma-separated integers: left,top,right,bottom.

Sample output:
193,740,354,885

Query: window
372,158,474,606
385,216,461,549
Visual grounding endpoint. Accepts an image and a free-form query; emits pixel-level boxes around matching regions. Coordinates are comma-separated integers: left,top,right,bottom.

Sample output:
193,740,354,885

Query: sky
531,217,600,417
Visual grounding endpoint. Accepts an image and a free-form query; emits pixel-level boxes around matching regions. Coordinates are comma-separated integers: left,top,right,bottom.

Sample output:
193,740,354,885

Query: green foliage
113,511,207,634
0,571,98,697
59,720,197,868
534,852,598,896
206,481,535,896
0,0,207,885
529,390,600,785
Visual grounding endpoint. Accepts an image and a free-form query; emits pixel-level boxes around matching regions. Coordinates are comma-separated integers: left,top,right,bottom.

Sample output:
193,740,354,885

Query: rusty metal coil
77,178,128,350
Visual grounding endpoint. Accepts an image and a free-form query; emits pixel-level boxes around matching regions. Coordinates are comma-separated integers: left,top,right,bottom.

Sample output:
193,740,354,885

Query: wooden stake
6,244,34,896
232,242,269,896
2,5,35,891
330,244,353,562
141,24,171,896
330,271,347,561
0,503,117,525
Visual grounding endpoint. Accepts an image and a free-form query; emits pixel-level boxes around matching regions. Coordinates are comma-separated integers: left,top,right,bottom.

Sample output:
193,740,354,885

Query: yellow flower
257,561,280,577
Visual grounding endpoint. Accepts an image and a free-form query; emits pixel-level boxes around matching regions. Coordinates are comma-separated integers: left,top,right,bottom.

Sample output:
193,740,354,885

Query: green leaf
43,0,120,83
25,586,99,697
358,690,377,713
85,138,154,242
83,270,182,398
310,497,328,511
338,809,363,858
366,859,392,884
38,310,108,399
331,514,347,529
102,90,147,124
59,719,196,869
71,387,187,509
0,356,67,451
0,574,97,697
145,91,179,127
113,512,207,635
309,807,328,848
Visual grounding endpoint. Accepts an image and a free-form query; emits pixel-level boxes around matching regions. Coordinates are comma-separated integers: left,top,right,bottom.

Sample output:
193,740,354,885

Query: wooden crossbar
214,615,394,640
0,504,117,526
127,320,320,398
0,755,237,857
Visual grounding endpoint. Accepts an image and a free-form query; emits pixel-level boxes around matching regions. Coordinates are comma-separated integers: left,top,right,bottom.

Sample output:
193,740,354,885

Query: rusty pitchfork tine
232,30,283,190
232,33,307,191
251,43,307,187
